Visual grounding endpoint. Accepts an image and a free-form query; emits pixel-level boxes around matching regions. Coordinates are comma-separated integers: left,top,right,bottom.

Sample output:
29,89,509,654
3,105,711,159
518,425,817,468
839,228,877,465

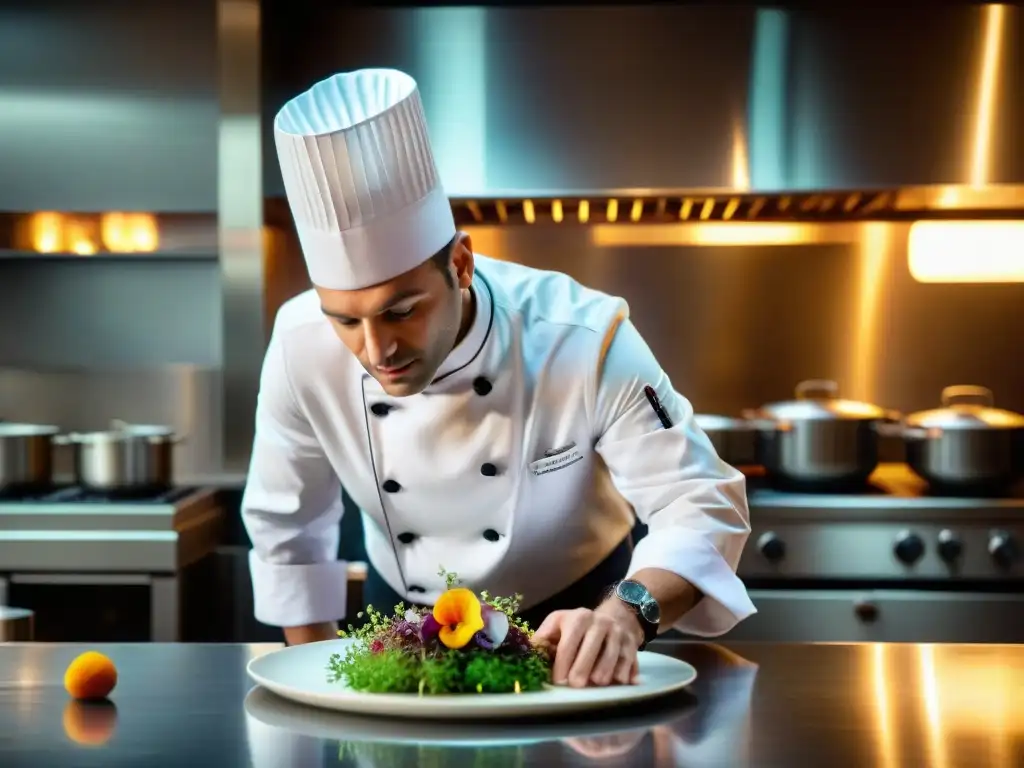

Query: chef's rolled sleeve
593,316,756,637
241,324,349,627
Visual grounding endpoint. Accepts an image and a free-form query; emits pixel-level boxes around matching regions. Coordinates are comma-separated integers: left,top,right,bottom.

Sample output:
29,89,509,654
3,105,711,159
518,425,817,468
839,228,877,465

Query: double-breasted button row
396,529,503,544
369,375,492,420
381,462,499,496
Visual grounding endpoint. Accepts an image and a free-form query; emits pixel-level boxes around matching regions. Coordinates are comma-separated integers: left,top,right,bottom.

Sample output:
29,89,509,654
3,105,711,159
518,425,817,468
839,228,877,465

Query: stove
720,464,1024,645
0,485,224,642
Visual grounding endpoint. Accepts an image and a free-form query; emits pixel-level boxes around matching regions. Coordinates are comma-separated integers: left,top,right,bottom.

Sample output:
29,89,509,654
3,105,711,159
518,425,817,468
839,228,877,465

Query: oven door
716,589,1024,643
1,574,154,642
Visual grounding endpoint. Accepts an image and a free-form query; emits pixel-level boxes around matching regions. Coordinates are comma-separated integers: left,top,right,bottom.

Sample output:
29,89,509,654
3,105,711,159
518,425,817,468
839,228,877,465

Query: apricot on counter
64,651,118,701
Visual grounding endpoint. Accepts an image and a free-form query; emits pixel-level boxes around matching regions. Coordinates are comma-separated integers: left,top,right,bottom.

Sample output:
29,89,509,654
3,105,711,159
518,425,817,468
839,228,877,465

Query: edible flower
477,604,510,649
432,588,485,649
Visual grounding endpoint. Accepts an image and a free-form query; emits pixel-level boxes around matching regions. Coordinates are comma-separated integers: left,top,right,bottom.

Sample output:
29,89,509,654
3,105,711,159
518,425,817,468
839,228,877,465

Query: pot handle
795,379,839,400
740,409,781,430
53,434,76,445
941,385,994,408
875,422,930,440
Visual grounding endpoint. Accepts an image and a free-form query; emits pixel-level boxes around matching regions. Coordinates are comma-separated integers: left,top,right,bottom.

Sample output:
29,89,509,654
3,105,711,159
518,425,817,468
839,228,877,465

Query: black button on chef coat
480,462,498,477
382,479,402,493
472,376,492,396
396,532,416,544
408,585,426,593
370,402,392,417
482,529,501,542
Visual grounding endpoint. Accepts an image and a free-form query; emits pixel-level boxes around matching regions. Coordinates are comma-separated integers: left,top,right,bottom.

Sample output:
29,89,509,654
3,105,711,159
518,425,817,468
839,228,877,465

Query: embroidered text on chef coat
529,443,584,476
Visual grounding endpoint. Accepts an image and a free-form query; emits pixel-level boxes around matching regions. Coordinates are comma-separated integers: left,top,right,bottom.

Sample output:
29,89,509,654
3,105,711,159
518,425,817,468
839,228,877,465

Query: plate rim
245,637,698,719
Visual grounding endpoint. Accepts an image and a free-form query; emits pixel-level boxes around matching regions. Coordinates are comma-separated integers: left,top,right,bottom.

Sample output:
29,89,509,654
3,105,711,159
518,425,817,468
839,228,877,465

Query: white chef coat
241,255,756,636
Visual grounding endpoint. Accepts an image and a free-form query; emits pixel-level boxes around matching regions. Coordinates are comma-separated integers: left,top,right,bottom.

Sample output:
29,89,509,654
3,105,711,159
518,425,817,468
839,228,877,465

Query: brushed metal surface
0,259,223,369
0,488,224,571
0,0,218,212
263,4,1024,195
218,0,265,474
723,591,1024,644
0,367,222,482
1,642,1022,767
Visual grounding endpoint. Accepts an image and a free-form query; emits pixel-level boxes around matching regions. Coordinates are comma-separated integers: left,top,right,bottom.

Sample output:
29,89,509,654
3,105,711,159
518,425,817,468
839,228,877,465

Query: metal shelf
0,251,217,262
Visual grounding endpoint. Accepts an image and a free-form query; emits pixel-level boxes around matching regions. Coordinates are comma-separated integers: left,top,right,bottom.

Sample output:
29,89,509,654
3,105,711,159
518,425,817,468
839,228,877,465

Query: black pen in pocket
643,385,673,429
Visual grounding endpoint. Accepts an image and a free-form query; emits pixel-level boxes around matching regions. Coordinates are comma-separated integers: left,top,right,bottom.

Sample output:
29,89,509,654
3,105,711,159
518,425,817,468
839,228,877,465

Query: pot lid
694,414,753,430
757,380,889,421
906,386,1024,429
0,423,60,436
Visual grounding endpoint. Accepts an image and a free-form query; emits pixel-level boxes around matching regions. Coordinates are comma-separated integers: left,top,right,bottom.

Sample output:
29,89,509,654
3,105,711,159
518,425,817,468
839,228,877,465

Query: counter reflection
242,644,759,768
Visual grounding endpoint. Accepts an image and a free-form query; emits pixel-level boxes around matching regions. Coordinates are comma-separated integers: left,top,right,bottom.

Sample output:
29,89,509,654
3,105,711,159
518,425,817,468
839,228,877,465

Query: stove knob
757,532,786,562
937,529,963,563
894,530,925,565
988,531,1019,569
854,599,879,622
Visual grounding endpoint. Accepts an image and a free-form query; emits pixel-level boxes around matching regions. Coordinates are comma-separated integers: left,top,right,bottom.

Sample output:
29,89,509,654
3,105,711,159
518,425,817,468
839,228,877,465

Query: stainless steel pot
694,414,758,466
55,420,183,493
0,423,60,492
744,379,897,489
893,386,1024,493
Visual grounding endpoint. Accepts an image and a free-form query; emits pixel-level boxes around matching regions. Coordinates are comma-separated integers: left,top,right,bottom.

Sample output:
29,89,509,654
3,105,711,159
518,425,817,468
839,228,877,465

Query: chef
242,67,756,688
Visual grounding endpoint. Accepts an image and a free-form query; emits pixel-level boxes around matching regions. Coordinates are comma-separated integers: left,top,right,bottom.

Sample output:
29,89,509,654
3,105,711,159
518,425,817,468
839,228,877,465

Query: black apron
362,535,635,630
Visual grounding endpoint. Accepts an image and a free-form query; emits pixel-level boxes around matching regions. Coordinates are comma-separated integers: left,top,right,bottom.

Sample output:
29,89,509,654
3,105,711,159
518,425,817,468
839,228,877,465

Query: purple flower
420,613,442,643
473,630,496,650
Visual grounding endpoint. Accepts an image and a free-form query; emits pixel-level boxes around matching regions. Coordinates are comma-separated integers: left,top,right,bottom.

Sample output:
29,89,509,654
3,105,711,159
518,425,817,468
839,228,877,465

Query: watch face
616,580,647,605
640,599,661,624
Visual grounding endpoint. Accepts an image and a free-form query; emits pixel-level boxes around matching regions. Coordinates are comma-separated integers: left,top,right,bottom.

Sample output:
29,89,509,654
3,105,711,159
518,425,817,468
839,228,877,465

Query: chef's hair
429,233,460,288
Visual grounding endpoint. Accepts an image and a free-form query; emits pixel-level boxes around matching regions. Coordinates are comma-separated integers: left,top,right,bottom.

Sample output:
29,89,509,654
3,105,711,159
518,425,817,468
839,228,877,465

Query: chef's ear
450,231,475,289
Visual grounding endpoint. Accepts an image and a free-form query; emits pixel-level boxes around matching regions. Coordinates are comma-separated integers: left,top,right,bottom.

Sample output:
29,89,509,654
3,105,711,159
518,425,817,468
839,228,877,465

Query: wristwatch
612,579,661,650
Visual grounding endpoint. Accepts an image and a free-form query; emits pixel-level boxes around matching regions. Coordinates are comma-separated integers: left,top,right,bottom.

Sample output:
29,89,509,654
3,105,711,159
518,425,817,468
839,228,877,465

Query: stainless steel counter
1,640,1020,767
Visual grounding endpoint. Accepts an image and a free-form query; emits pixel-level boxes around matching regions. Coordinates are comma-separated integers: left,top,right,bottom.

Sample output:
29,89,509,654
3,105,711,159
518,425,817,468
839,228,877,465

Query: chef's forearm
283,621,339,646
602,567,703,632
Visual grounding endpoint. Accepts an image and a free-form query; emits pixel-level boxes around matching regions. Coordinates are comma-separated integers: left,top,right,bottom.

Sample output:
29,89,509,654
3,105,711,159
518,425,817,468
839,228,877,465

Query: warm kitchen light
577,200,590,223
66,221,97,255
591,222,825,247
30,212,63,252
101,213,159,252
908,220,1024,283
522,200,535,224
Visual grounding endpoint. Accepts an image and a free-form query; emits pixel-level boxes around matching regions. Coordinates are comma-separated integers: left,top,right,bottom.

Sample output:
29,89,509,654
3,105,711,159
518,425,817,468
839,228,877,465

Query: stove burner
0,486,197,504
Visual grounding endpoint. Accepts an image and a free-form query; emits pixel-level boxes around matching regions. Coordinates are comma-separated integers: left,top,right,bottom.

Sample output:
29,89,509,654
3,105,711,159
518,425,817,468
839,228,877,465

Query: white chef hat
273,68,456,290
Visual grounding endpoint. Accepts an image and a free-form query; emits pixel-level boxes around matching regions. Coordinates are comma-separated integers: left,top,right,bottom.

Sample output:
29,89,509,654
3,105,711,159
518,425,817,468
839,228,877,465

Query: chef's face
315,233,475,396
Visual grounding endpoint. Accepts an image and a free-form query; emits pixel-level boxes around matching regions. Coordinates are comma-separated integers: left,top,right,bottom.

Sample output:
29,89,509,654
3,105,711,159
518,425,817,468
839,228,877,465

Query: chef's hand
532,603,643,688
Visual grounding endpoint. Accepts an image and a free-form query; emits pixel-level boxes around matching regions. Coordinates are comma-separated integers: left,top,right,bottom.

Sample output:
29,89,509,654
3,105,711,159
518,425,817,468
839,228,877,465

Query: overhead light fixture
908,220,1024,283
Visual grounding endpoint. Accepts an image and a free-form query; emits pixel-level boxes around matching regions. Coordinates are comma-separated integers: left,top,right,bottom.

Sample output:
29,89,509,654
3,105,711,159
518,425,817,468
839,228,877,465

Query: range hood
265,4,1024,198
447,185,1024,227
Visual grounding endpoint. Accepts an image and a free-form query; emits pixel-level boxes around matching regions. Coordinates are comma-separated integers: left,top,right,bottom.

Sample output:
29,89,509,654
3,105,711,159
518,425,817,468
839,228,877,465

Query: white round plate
246,638,698,720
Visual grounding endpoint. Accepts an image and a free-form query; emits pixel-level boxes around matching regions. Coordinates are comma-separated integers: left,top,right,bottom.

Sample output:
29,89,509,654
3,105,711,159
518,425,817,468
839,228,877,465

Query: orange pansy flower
433,588,485,649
